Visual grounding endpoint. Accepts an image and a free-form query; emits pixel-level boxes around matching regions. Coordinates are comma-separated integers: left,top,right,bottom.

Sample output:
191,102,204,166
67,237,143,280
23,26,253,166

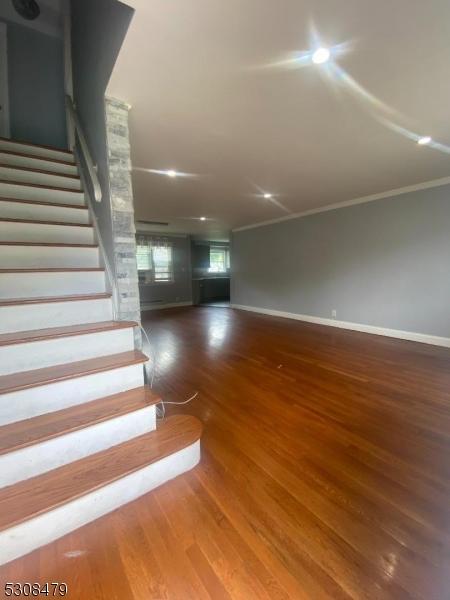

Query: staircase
0,137,202,566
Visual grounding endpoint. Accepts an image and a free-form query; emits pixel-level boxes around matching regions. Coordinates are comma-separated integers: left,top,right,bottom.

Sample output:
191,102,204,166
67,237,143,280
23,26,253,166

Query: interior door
0,22,10,138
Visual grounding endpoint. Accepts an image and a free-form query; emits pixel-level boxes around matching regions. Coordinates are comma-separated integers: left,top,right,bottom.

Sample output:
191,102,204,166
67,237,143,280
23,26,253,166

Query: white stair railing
65,94,120,320
65,95,102,202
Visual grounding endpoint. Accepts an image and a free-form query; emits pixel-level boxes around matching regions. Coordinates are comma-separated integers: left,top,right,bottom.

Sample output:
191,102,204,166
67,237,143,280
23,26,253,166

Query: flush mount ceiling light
200,217,206,221
263,193,273,199
312,47,331,65
417,136,432,146
133,167,200,178
11,0,40,20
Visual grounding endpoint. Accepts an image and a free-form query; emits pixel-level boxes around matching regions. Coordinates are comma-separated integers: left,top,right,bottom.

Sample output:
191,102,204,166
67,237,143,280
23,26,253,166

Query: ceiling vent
137,220,169,227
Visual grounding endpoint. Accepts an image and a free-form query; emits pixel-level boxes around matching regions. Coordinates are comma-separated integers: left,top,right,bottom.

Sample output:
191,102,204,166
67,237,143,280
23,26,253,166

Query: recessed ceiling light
312,47,330,65
417,136,432,146
200,216,206,221
263,193,273,199
166,169,177,177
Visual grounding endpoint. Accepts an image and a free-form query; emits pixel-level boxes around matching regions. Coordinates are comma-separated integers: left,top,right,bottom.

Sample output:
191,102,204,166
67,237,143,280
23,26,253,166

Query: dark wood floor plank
1,306,449,599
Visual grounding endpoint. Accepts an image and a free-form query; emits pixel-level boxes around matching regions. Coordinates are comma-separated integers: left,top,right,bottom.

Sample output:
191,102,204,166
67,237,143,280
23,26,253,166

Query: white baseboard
141,301,193,312
231,304,450,348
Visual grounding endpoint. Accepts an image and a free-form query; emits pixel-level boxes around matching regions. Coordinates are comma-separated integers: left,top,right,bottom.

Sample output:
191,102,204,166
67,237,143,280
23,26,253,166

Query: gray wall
70,0,134,275
2,19,66,148
231,184,450,338
139,235,193,308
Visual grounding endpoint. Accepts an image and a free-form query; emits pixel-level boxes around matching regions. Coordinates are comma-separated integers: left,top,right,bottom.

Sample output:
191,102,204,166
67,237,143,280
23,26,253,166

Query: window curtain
136,234,174,282
136,234,171,251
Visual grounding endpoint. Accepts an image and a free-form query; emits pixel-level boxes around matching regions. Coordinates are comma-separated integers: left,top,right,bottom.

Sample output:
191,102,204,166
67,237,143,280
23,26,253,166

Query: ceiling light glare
166,169,177,177
417,136,431,146
263,193,273,199
200,217,206,221
312,47,330,65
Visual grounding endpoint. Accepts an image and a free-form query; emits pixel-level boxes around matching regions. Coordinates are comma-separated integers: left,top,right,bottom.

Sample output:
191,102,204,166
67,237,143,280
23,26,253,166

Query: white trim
0,23,10,139
231,304,450,348
141,301,193,311
233,176,450,233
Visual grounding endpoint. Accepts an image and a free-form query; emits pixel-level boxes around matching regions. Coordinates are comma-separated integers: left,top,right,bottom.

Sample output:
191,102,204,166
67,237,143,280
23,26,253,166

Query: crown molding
233,176,450,233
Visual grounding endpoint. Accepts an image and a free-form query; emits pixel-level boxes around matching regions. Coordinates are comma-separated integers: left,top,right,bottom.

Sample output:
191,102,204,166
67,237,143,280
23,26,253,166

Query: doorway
0,22,10,138
191,241,231,307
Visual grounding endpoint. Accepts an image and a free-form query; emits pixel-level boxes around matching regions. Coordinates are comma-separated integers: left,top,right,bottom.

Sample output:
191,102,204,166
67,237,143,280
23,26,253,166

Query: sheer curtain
136,234,171,252
136,235,173,282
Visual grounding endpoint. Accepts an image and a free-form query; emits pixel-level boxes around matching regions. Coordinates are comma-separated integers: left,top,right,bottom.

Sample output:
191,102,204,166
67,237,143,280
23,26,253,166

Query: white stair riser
0,221,94,244
0,167,81,191
0,152,77,176
0,182,85,205
0,245,99,269
0,406,156,487
0,201,89,224
0,442,200,566
0,140,74,163
0,271,106,299
0,365,145,425
0,328,134,375
0,297,112,333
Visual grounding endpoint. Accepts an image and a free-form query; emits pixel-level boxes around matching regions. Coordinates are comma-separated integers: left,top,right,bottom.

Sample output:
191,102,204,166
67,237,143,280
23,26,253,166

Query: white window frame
208,247,230,274
136,238,174,284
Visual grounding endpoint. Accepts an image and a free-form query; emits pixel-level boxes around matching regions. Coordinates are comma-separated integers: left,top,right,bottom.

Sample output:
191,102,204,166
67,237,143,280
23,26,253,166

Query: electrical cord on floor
155,391,199,420
139,323,156,388
138,323,198,420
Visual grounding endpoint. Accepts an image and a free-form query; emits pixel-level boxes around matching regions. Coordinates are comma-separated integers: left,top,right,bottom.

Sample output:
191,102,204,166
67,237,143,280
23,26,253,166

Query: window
152,245,173,281
136,236,174,283
208,247,230,273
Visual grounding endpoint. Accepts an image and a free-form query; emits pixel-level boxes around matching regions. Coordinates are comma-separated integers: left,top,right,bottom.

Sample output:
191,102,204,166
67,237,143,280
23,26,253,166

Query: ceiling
109,0,450,239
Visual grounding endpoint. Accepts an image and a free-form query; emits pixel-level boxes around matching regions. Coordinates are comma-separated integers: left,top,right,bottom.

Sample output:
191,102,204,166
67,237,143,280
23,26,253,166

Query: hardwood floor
1,306,450,599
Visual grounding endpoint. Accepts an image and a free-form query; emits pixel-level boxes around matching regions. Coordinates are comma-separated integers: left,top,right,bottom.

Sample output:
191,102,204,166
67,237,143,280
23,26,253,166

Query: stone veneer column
105,97,141,346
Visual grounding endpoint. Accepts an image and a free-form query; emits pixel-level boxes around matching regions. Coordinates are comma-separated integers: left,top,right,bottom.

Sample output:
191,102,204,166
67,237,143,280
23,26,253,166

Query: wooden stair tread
0,163,80,180
0,350,148,395
0,180,83,193
0,241,97,247
0,293,110,307
0,149,76,166
0,320,137,347
0,197,87,210
0,387,160,456
0,415,202,532
0,136,74,156
0,217,92,228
